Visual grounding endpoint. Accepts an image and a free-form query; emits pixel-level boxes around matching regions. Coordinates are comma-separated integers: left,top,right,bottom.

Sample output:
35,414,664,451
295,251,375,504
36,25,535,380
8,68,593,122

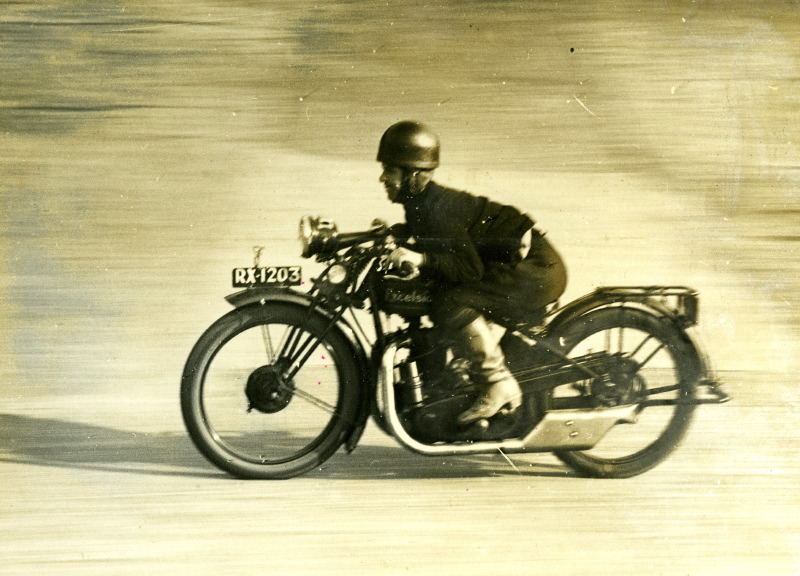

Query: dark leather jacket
401,181,537,283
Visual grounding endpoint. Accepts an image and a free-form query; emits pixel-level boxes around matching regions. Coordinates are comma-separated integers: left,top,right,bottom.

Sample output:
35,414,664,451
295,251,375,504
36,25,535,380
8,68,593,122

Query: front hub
245,364,295,413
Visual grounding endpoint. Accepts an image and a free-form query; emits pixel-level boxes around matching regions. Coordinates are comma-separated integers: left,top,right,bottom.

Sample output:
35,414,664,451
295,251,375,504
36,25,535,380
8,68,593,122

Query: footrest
696,378,731,404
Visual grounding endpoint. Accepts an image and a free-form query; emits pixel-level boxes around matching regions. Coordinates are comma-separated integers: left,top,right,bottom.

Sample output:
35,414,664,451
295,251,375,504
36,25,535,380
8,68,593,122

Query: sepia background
2,1,799,574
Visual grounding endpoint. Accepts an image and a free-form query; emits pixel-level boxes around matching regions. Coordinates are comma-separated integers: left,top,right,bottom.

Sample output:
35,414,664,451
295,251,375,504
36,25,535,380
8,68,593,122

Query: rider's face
380,164,404,203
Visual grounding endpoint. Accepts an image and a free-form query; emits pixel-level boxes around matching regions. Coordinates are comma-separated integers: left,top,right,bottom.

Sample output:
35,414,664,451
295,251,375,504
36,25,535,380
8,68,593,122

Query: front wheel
548,306,701,478
181,302,361,479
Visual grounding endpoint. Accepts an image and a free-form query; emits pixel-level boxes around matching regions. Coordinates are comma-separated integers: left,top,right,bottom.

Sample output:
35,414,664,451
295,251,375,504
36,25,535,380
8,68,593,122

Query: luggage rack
595,286,700,327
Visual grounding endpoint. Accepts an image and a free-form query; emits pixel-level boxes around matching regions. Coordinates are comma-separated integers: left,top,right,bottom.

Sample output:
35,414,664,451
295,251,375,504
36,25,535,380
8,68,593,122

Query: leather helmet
377,121,440,170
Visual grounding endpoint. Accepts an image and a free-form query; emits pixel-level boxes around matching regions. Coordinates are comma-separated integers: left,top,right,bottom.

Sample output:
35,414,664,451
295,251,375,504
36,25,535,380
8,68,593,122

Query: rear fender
547,286,698,332
546,286,713,379
225,288,373,451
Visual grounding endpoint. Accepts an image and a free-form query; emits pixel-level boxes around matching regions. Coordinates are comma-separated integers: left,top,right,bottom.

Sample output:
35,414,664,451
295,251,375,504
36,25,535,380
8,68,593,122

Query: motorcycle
181,216,729,479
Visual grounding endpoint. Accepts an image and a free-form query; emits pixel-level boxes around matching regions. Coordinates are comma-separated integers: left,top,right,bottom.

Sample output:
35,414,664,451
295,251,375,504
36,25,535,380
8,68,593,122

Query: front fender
226,286,309,309
225,287,370,355
225,287,373,452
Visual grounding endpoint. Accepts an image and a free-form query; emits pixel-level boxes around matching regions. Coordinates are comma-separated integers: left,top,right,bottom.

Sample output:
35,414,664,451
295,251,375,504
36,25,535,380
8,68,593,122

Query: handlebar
299,215,390,258
299,215,420,279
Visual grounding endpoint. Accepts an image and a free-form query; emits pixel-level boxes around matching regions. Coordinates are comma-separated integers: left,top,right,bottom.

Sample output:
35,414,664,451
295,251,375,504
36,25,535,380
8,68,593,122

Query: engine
390,327,521,442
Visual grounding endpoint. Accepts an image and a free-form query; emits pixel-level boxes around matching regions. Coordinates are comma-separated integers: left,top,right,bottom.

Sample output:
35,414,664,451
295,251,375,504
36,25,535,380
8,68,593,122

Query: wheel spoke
285,384,338,414
628,333,653,360
636,341,666,370
261,324,276,362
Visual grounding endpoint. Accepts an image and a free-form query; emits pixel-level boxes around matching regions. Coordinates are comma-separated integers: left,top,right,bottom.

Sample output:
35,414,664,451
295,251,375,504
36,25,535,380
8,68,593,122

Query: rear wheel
549,307,700,478
181,303,361,479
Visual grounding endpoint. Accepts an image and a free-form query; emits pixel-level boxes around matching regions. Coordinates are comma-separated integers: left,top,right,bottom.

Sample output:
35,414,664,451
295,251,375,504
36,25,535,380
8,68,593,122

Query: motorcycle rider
379,120,568,426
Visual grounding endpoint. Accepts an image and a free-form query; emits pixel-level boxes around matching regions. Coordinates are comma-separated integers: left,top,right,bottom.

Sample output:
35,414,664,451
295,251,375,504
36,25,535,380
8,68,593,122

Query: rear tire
181,303,361,479
549,307,700,478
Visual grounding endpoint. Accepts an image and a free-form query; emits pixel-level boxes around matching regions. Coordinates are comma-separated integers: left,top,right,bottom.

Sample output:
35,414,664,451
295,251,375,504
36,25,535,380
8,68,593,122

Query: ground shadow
312,440,576,480
0,413,218,478
0,413,576,480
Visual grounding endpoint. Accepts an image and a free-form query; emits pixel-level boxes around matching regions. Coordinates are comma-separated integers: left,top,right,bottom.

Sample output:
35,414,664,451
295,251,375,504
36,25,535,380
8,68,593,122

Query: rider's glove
388,247,426,275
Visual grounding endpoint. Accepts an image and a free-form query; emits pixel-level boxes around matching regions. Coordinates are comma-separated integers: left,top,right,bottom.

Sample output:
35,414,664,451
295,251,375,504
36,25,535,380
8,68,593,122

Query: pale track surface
2,2,799,574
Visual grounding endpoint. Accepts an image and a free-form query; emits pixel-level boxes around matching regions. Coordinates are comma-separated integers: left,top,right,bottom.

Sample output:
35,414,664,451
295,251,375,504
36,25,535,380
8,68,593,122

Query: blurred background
1,1,799,574
3,0,798,402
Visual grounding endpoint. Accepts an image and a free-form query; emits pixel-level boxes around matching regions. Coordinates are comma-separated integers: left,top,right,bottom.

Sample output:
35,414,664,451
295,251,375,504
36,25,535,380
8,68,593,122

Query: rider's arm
416,224,484,283
400,183,489,283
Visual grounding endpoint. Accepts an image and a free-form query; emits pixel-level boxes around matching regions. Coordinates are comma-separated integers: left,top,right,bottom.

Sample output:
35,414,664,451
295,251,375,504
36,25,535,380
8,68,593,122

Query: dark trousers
431,234,567,331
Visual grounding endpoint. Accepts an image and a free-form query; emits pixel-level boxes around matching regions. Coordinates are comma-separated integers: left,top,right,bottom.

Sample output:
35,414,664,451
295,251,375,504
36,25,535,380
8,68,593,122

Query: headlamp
326,264,348,285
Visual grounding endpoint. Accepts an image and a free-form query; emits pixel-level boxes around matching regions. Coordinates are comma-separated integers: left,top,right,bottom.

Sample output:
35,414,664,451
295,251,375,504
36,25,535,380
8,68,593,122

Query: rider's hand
388,247,425,274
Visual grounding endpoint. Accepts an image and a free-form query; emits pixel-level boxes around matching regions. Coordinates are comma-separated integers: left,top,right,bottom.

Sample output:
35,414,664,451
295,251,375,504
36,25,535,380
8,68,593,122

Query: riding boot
453,316,523,426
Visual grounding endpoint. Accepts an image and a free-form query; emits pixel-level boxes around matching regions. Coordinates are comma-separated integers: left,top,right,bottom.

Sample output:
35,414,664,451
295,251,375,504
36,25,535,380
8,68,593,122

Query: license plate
232,266,302,287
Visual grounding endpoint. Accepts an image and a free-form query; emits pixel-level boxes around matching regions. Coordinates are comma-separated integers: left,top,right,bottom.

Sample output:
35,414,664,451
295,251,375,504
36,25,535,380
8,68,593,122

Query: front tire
181,303,361,479
549,307,700,478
